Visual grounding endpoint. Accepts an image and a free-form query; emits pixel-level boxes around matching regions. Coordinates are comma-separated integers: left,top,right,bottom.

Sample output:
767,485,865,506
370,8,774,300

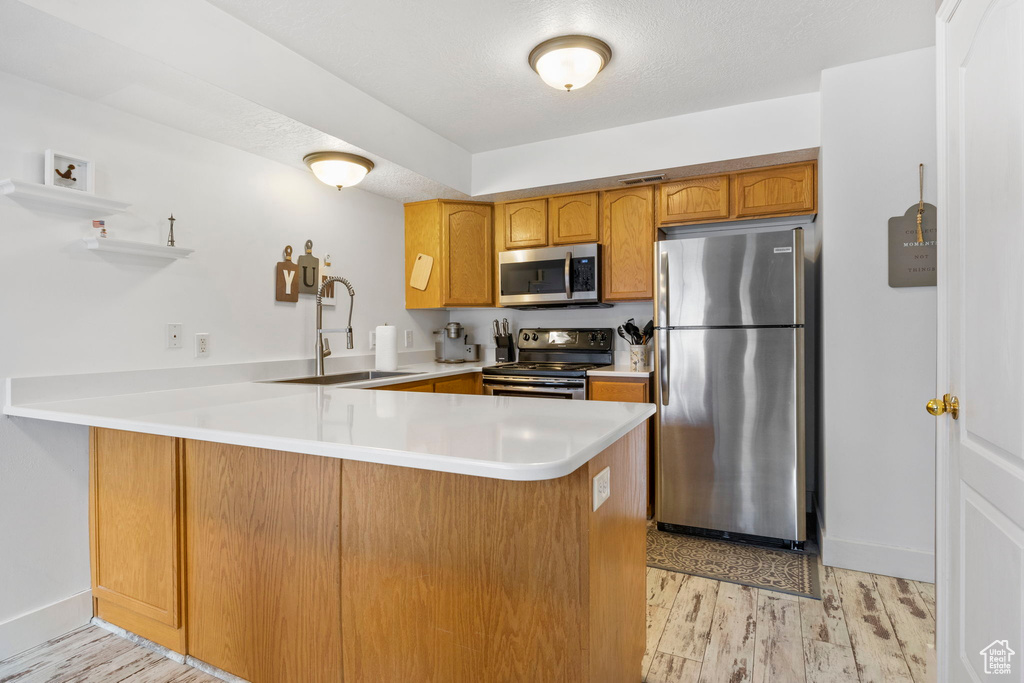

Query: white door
937,0,1024,680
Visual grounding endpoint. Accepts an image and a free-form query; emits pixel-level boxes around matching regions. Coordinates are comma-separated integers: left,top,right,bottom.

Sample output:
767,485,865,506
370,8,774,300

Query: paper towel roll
375,324,398,371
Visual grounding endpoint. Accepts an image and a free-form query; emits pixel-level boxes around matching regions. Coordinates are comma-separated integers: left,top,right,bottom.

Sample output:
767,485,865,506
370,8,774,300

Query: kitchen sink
271,371,422,386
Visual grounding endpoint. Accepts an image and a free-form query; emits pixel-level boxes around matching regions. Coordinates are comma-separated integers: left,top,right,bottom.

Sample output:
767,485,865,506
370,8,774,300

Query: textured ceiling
0,0,469,202
206,0,936,152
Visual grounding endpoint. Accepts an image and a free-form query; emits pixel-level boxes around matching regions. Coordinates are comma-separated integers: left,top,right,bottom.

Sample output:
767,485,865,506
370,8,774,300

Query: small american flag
92,220,104,228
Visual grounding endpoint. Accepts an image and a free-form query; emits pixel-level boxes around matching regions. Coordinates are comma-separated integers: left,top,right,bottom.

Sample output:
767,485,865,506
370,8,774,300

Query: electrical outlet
404,330,414,347
592,466,611,511
195,333,210,358
166,323,182,349
369,330,376,349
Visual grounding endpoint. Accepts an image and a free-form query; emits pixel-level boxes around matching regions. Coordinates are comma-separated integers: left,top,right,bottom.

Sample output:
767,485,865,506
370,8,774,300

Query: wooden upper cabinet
602,186,655,301
550,193,600,245
503,199,548,249
91,428,186,652
658,176,730,225
405,200,492,308
733,162,816,218
443,202,493,306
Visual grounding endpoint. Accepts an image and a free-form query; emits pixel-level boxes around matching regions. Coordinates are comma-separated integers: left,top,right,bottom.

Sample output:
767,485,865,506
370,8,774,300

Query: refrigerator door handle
658,249,670,406
659,329,670,406
658,249,669,328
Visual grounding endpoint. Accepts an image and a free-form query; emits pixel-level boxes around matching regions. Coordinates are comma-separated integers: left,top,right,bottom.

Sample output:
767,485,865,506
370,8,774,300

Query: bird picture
54,164,76,182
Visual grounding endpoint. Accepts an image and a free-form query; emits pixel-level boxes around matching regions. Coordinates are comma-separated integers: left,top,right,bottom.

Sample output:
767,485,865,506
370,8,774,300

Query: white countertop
588,364,654,378
4,362,654,482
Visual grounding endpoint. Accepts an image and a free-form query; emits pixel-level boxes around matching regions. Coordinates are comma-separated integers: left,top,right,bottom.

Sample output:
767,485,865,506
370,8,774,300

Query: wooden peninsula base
89,425,647,682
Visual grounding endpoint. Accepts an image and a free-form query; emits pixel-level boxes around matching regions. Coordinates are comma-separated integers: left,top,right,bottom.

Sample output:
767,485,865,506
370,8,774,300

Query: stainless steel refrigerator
654,220,814,544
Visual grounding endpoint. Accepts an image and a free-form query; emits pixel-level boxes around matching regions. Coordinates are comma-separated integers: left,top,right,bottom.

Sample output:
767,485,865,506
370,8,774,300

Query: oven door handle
486,384,580,396
564,251,573,300
483,377,584,388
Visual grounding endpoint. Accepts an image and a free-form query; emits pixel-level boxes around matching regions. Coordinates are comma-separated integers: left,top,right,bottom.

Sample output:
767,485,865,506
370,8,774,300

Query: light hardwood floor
0,626,218,683
0,565,936,683
644,564,936,683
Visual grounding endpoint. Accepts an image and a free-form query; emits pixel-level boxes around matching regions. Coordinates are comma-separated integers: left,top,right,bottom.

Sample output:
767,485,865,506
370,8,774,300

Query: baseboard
821,532,935,582
0,590,92,661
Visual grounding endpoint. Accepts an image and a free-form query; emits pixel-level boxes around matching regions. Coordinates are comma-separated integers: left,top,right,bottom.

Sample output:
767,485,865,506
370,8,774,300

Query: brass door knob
927,394,960,420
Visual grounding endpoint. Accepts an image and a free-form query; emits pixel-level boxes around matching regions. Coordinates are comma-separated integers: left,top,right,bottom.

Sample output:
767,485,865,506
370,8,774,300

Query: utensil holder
629,344,650,371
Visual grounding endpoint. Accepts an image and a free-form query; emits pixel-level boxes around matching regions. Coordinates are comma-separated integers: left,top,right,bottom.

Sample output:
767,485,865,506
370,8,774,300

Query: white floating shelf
0,178,131,216
82,237,193,259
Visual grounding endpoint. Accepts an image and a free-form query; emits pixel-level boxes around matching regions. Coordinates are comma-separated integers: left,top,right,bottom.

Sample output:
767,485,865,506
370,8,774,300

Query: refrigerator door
655,327,805,541
657,228,803,328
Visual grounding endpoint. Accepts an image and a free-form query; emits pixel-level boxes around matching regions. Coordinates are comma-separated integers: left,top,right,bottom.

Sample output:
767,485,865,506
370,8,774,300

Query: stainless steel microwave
498,244,601,308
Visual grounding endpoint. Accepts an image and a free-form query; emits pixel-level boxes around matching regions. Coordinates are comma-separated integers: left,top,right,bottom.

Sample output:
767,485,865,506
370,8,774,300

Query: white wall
472,93,820,195
0,71,446,653
819,48,937,581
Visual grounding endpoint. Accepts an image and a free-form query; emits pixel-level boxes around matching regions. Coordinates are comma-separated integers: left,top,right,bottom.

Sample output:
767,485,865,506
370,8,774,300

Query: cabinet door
589,378,649,403
186,442,342,683
658,176,729,225
504,199,548,249
434,373,481,395
733,162,816,218
442,202,493,306
376,378,435,392
602,187,655,301
91,428,185,651
550,193,599,245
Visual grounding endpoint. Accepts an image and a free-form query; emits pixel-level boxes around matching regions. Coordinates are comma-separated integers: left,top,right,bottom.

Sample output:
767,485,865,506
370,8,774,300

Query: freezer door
655,327,805,541
657,228,803,327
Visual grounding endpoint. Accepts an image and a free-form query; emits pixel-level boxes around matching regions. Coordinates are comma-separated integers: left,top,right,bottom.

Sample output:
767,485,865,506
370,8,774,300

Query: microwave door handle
564,252,572,299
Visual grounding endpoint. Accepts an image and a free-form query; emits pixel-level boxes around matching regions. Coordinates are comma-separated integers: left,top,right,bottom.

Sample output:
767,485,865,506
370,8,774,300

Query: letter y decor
276,245,299,303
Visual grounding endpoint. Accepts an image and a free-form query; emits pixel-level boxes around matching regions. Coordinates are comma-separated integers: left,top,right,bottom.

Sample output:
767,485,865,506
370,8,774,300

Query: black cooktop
482,361,602,379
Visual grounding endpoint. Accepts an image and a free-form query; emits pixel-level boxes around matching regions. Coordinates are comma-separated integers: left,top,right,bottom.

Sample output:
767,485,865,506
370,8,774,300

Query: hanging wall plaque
297,239,320,295
275,245,299,302
888,202,937,287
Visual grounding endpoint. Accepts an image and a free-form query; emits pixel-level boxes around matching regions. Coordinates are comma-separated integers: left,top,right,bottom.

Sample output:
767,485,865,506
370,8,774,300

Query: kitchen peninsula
4,368,653,683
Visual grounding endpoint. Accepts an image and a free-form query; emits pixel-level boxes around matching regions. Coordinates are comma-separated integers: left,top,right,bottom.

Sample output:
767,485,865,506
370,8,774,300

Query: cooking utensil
502,318,510,336
492,319,501,342
623,318,642,344
617,326,630,343
642,319,654,345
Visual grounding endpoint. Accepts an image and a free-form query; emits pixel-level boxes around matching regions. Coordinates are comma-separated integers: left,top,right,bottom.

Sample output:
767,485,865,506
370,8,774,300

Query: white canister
629,344,650,371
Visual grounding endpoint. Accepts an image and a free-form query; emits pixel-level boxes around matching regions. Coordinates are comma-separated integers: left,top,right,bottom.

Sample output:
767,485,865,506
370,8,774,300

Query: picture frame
44,149,94,193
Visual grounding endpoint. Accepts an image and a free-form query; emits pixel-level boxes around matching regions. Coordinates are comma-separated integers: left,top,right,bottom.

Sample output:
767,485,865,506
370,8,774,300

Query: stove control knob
531,333,539,341
588,332,597,344
522,333,530,342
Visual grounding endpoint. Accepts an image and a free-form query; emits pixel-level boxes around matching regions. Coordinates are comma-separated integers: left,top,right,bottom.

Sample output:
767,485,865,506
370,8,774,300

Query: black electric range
482,328,613,398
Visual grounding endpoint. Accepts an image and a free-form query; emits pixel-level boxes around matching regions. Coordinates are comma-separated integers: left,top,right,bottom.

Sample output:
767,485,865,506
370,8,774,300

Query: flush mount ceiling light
528,35,612,92
303,152,374,190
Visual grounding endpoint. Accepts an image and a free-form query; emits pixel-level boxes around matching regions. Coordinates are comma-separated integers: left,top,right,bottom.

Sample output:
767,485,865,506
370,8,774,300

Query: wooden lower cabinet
376,372,481,394
185,442,342,682
341,425,646,682
588,376,650,403
588,376,655,517
89,425,647,683
90,428,186,653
